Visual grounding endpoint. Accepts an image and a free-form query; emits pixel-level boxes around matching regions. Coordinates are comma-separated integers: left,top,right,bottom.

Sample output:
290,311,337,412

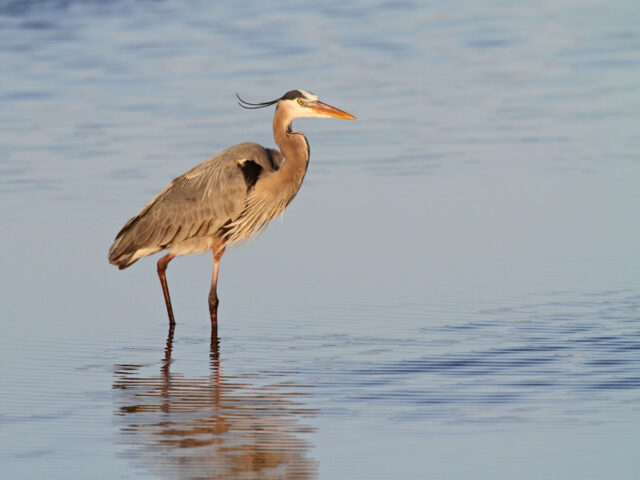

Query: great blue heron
108,90,356,326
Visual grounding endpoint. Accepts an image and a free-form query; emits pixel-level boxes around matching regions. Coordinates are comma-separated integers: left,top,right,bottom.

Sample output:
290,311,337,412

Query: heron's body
108,142,286,267
108,90,355,326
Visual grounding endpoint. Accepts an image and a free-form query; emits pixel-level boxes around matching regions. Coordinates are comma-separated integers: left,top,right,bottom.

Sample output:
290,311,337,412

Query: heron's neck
273,108,310,191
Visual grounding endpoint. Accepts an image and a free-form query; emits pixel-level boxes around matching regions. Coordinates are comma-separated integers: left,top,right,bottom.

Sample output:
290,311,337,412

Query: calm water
2,0,640,478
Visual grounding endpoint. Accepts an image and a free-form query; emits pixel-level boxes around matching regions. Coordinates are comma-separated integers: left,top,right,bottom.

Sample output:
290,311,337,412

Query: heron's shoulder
190,142,269,166
174,142,281,193
219,142,281,171
225,142,281,167
206,142,265,158
228,141,269,153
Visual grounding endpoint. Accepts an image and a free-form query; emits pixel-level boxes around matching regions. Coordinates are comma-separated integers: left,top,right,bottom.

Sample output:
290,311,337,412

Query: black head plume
236,93,279,110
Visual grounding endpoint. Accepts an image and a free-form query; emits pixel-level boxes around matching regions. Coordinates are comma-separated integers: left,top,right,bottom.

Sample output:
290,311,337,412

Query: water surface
1,1,640,479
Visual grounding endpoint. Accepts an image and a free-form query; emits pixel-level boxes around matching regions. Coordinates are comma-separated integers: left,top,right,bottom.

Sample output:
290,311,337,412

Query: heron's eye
297,98,304,105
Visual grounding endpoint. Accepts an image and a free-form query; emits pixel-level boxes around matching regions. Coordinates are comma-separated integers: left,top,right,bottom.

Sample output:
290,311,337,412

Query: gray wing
108,142,281,269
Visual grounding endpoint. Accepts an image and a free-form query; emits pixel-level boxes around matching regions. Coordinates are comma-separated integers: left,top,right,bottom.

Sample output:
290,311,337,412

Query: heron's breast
168,236,218,257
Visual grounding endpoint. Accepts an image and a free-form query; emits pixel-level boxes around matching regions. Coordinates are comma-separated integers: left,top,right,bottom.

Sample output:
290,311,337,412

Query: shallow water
2,0,640,479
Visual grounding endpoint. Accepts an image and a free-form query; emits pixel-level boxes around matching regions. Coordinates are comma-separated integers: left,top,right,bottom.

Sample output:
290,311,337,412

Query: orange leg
157,253,176,325
208,247,225,327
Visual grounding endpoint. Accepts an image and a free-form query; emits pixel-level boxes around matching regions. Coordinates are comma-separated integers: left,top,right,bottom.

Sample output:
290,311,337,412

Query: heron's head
237,90,356,121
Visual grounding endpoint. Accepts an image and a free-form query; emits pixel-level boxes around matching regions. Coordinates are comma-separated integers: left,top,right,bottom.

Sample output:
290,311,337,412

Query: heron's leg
157,253,176,325
208,247,225,327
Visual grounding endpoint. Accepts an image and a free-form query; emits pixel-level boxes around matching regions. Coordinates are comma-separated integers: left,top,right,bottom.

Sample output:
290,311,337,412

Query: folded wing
108,143,281,269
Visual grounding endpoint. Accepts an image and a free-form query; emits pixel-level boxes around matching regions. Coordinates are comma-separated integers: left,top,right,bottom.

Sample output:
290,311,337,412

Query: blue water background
1,1,639,478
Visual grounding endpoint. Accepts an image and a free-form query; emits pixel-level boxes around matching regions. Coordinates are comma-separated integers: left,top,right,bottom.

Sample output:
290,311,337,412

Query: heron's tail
108,215,161,269
108,242,140,270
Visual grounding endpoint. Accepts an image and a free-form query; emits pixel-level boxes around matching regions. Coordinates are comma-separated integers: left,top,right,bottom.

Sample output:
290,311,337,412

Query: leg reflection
113,320,318,479
210,325,220,366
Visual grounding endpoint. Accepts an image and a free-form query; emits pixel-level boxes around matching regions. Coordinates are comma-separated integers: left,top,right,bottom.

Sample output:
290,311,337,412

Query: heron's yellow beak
310,101,357,120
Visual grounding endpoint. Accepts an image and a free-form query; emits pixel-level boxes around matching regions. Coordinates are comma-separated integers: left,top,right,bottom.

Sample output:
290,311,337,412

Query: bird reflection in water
113,325,318,479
